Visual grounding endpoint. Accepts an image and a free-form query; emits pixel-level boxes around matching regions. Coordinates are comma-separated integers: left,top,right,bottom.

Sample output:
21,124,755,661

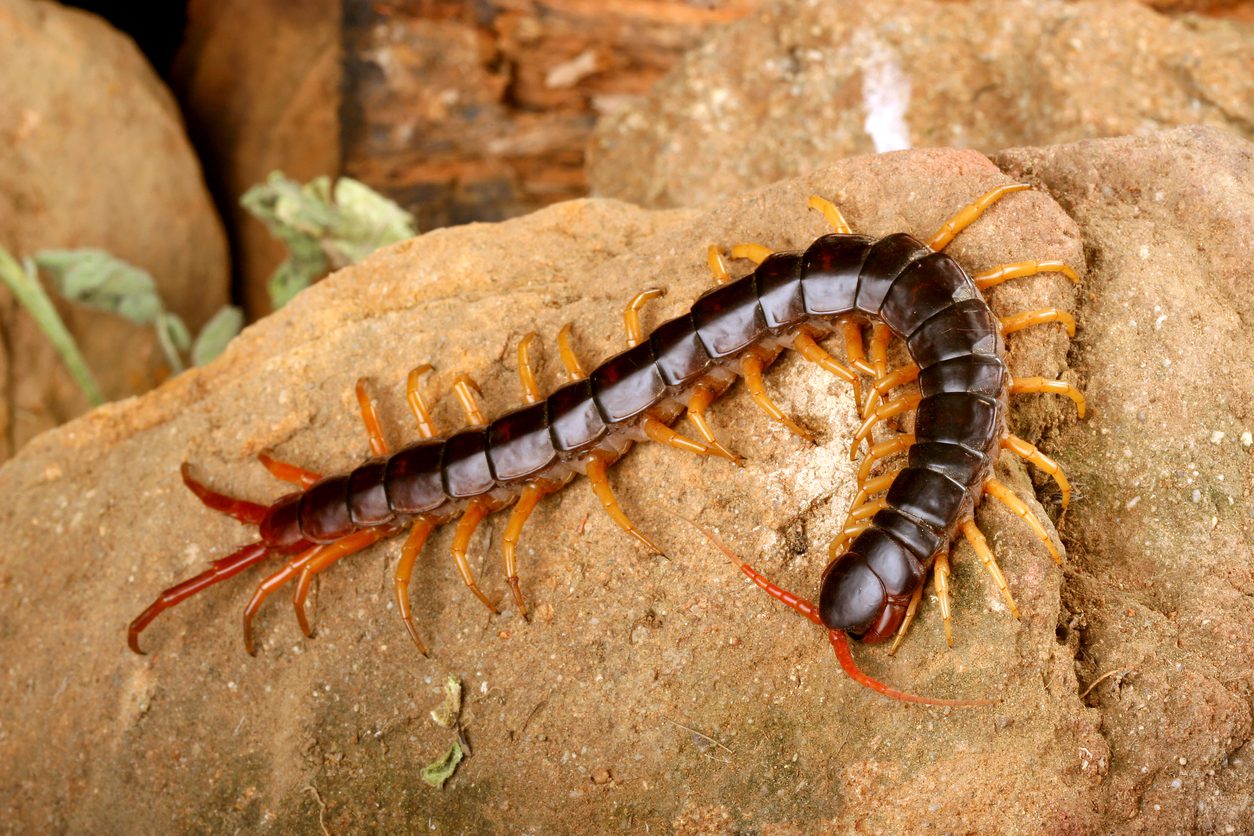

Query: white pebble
1125,496,1141,510
1210,431,1225,444
1241,432,1252,448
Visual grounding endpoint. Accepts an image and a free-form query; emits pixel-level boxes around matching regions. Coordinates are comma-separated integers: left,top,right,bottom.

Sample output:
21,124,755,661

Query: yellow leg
1010,376,1086,418
973,259,1080,291
394,519,435,655
450,499,500,614
741,353,814,442
934,550,953,647
850,469,900,512
984,479,1062,565
686,384,743,465
1002,435,1072,509
807,195,853,234
624,288,666,348
584,453,665,556
857,432,914,487
887,584,924,656
960,519,1021,619
406,365,440,439
707,246,732,285
927,183,1031,251
453,375,488,426
516,332,543,405
641,415,717,458
792,332,862,405
863,362,919,418
730,243,774,265
1000,308,1076,338
851,392,921,459
502,484,546,617
557,323,586,380
848,497,888,522
242,544,324,656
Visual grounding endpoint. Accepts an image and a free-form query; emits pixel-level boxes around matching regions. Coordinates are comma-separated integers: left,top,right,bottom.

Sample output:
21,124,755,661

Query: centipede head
818,553,899,643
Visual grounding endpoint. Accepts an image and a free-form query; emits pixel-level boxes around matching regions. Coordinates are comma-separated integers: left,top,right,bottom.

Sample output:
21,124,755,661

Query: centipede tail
129,183,1082,706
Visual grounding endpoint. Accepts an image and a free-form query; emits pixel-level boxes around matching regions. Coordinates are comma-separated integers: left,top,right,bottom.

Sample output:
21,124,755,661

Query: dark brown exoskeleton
129,184,1083,705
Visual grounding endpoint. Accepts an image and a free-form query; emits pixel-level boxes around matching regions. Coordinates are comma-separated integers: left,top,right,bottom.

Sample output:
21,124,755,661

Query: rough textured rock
173,0,342,317
995,126,1253,832
0,0,230,459
0,128,1247,832
589,0,1254,209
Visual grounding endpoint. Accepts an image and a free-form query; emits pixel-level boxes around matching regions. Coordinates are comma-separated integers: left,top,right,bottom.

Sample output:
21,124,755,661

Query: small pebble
1210,431,1225,444
592,768,612,785
1241,431,1252,448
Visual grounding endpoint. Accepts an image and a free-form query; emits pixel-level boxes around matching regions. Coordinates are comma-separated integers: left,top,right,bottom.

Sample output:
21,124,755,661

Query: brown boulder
0,0,230,459
589,0,1253,210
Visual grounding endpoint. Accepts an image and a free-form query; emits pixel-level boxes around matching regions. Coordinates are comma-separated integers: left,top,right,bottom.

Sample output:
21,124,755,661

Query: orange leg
730,243,773,265
807,194,853,235
850,469,900,512
453,376,487,426
557,323,587,380
973,259,1079,291
741,352,814,442
857,432,914,487
1010,376,1086,418
984,479,1062,565
1000,308,1076,338
927,182,1031,251
887,584,924,656
450,499,500,614
851,392,921,459
686,384,743,465
394,518,435,655
840,318,877,377
641,414,717,458
1002,435,1072,509
792,331,863,406
868,323,891,379
355,378,390,457
584,452,665,556
707,246,732,285
960,519,1021,620
516,332,543,405
828,520,871,559
934,550,954,647
242,543,325,656
406,364,441,439
257,452,322,489
291,527,398,638
624,288,666,348
501,483,546,617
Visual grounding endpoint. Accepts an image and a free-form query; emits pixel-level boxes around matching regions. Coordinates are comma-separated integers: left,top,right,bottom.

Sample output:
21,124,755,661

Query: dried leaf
420,742,464,789
430,676,463,728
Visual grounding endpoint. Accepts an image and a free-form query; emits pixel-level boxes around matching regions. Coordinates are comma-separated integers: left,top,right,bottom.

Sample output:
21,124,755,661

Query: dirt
0,128,1248,832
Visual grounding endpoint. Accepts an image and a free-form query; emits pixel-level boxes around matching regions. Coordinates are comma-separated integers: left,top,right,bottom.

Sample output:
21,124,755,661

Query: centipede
128,183,1084,706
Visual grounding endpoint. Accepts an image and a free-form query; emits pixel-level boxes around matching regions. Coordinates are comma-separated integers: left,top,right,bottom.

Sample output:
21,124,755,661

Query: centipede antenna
677,515,992,706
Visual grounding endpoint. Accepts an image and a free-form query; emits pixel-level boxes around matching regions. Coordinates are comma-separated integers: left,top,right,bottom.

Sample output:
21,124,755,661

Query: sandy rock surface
0,0,230,460
0,128,1247,831
589,0,1253,210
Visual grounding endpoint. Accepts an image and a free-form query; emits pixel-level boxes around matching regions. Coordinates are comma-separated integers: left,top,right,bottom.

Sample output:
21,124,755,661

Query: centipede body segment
129,182,1083,704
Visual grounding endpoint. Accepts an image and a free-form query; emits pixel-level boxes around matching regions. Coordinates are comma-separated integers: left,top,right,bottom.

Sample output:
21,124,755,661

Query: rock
995,125,1253,833
0,0,230,459
589,0,1253,209
0,144,1107,831
173,0,342,317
